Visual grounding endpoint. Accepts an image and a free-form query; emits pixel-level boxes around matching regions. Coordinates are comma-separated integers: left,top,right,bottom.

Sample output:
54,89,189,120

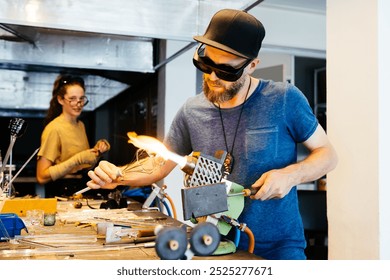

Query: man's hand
251,125,338,201
250,168,295,200
87,160,122,190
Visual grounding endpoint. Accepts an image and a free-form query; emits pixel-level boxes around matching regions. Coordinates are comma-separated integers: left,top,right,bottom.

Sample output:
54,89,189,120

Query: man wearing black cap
87,9,338,260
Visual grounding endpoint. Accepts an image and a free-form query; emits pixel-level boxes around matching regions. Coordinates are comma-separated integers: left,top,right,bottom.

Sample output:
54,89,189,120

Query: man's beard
203,75,246,104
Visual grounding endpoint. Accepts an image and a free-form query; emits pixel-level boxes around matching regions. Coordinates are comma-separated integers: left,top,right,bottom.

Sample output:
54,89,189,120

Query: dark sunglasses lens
193,58,212,74
193,58,241,82
215,71,241,82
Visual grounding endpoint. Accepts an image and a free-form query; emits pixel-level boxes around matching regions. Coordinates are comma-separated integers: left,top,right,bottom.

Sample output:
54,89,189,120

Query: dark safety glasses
192,44,252,82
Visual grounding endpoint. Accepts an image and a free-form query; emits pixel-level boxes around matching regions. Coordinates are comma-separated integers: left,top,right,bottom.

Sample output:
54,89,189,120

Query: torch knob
242,188,258,196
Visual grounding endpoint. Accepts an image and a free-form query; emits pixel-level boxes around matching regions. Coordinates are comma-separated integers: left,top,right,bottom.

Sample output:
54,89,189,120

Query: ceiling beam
0,0,258,40
0,25,154,72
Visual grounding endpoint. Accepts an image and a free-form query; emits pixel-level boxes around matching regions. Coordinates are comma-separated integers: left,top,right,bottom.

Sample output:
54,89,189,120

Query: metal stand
142,183,165,210
0,118,27,197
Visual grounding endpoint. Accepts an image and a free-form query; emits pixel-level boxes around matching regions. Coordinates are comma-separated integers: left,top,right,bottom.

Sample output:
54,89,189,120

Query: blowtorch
127,132,255,254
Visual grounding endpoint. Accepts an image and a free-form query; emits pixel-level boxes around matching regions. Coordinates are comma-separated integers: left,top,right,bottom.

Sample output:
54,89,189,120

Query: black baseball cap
193,9,266,59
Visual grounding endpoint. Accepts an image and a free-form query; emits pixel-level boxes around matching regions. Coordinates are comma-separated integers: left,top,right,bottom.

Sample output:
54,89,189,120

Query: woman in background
36,74,110,198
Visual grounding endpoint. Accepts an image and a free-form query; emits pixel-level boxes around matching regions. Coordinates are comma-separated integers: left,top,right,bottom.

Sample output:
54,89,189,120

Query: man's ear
248,58,260,74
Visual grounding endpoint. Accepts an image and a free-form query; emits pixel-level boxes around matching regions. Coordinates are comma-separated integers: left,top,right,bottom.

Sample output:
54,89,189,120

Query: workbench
0,199,260,260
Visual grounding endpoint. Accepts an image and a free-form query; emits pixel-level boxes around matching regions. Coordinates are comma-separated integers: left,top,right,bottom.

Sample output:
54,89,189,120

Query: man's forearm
119,159,177,187
284,144,338,187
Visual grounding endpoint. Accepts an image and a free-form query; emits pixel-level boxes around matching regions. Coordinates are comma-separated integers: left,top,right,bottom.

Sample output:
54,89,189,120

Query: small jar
43,212,56,226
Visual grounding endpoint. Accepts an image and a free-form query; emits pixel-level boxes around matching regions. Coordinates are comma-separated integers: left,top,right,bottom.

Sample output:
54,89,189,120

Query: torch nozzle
180,155,197,175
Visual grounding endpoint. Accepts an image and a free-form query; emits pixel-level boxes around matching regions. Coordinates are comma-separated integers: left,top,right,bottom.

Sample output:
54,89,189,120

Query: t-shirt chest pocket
245,126,279,161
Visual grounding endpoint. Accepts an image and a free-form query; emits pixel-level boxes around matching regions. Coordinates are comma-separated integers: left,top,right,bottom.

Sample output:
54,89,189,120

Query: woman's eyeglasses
192,44,252,82
63,96,89,107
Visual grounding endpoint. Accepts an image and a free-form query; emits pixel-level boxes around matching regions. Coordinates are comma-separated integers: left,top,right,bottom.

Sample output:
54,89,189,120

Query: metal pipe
6,148,39,187
242,0,264,12
0,23,36,47
153,42,197,71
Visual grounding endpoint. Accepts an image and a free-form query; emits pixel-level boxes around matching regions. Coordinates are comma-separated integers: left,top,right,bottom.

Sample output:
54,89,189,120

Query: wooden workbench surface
0,200,260,260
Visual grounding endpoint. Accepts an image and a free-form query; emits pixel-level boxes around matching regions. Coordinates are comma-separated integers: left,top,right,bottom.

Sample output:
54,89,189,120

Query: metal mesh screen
187,155,224,187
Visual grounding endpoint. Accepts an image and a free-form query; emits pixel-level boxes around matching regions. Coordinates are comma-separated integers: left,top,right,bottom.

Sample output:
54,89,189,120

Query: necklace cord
218,77,252,157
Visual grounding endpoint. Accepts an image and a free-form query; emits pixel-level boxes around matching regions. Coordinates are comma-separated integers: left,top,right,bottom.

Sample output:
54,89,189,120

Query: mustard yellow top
38,114,90,173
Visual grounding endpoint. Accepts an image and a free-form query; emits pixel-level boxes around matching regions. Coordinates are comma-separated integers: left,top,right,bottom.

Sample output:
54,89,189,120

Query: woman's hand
93,139,111,155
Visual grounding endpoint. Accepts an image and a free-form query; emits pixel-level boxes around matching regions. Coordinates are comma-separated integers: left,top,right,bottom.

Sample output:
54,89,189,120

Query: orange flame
127,132,186,167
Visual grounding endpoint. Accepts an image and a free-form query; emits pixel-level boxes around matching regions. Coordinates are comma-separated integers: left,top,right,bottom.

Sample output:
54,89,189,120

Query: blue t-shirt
164,79,318,259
